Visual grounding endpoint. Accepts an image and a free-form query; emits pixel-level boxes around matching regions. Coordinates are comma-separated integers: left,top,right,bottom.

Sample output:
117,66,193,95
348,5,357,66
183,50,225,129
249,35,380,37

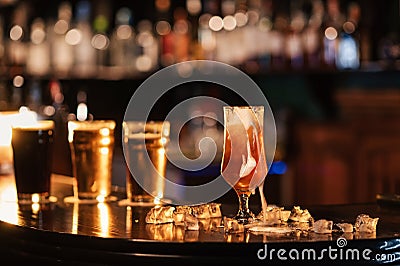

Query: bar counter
0,174,399,265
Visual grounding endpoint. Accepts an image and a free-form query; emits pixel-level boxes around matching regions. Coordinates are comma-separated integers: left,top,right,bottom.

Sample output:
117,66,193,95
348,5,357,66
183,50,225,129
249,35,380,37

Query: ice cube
145,206,175,224
289,206,313,223
172,212,186,226
145,206,163,224
223,217,244,233
191,204,211,219
293,221,311,231
208,203,222,218
336,223,354,233
185,213,200,230
256,206,281,225
173,205,191,225
354,214,379,233
209,218,222,231
280,210,291,222
198,218,210,230
175,205,191,214
313,219,333,234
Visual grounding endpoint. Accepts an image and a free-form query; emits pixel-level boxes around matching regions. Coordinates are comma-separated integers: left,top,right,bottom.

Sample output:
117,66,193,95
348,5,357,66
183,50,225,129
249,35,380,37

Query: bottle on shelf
26,79,42,114
92,0,111,76
156,19,175,67
0,81,8,111
172,8,191,63
71,0,96,77
336,2,360,70
285,7,305,70
109,7,137,77
0,16,5,70
10,75,23,110
26,18,50,76
6,2,29,72
50,1,74,77
302,0,324,69
135,20,159,73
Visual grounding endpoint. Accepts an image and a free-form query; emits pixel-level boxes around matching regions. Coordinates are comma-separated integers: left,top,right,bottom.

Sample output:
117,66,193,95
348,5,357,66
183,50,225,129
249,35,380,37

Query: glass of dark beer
11,120,55,203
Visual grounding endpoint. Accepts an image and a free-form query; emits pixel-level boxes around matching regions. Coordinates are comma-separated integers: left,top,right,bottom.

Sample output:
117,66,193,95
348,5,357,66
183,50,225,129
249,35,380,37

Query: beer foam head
123,121,170,138
12,120,54,131
10,107,44,129
68,120,116,142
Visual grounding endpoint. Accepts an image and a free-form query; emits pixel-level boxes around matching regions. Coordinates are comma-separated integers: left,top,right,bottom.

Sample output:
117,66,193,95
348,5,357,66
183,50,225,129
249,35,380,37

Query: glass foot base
234,211,255,224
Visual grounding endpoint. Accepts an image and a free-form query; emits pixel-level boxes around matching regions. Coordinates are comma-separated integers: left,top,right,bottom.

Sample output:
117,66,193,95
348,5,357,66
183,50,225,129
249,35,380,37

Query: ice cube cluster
312,213,379,235
255,205,292,225
145,203,222,231
289,206,313,223
145,206,175,224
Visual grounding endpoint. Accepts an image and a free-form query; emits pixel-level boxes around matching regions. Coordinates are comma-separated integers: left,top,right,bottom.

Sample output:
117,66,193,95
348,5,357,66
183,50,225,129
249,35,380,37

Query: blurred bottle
256,0,274,70
0,16,5,69
286,7,305,70
336,2,360,70
110,7,137,76
26,18,50,76
173,8,191,63
0,81,8,111
26,79,42,114
7,2,29,71
51,1,74,77
302,0,324,69
10,75,23,110
72,0,96,77
197,13,216,61
270,14,288,70
156,19,174,66
92,0,111,74
135,20,158,73
322,0,344,68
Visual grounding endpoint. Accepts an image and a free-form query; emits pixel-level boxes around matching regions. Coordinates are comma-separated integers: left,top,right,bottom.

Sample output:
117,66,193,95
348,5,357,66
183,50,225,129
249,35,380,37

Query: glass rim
12,120,54,130
223,105,264,110
123,120,170,125
68,120,116,130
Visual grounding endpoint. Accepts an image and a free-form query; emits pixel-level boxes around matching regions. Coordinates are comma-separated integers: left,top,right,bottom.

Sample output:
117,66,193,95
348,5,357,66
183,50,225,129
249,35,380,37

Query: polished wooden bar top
0,174,399,265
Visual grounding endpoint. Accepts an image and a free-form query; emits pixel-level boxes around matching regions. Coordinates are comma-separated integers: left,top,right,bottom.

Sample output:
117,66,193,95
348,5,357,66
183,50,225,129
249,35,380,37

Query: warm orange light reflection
97,203,110,237
72,202,78,234
0,202,18,225
0,174,17,202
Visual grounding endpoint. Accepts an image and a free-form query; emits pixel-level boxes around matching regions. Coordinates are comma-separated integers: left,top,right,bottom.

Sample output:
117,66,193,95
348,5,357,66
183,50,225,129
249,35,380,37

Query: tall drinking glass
221,106,267,223
11,120,55,203
68,120,115,202
123,121,170,205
